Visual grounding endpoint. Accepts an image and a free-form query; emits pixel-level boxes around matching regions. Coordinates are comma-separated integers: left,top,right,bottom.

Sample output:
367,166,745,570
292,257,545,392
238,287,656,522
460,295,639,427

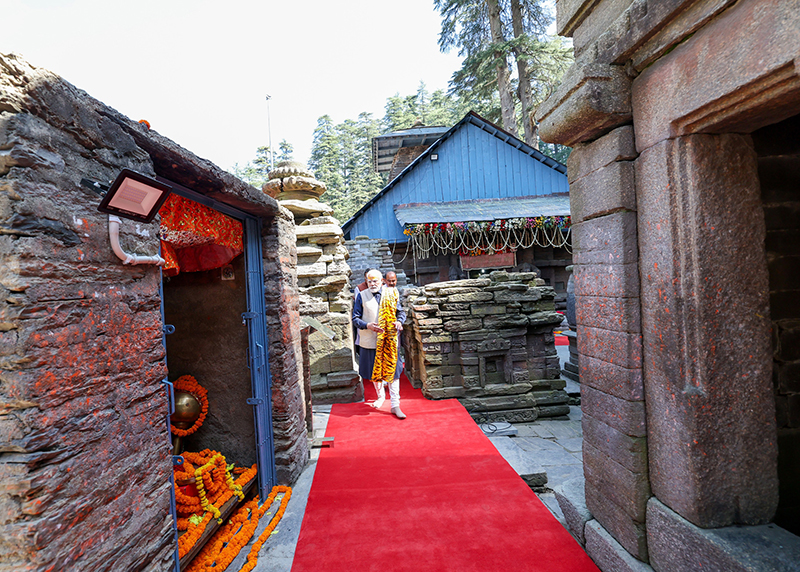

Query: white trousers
373,380,400,408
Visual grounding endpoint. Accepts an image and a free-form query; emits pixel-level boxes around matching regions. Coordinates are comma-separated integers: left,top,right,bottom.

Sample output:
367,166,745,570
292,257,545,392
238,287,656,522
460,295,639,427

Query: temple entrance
753,113,800,536
157,183,276,569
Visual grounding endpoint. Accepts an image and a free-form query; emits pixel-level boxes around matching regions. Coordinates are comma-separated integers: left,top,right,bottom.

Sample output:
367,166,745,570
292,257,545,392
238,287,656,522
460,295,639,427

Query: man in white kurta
352,269,407,419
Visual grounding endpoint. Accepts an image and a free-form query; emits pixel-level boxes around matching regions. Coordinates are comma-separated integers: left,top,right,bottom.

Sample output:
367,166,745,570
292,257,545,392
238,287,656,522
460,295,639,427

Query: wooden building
343,112,572,306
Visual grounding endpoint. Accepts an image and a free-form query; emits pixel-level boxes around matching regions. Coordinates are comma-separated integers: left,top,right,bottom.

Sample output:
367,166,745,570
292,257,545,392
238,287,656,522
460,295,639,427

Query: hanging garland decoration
170,375,209,437
403,215,571,259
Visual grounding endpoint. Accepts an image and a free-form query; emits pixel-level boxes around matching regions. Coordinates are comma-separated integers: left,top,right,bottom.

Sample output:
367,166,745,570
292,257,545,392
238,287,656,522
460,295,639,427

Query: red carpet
291,375,599,572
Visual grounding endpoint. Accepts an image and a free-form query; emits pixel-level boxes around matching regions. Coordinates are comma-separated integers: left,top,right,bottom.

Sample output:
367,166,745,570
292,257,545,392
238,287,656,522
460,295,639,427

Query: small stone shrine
403,271,569,423
263,161,361,403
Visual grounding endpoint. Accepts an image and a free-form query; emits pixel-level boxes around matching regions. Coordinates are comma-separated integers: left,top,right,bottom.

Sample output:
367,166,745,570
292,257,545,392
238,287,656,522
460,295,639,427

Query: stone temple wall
0,54,307,572
266,164,362,404
345,236,408,288
535,0,800,570
403,272,569,423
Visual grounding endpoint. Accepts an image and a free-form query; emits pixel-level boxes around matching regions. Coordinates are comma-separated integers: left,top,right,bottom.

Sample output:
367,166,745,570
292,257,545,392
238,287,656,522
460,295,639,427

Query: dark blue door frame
157,179,277,570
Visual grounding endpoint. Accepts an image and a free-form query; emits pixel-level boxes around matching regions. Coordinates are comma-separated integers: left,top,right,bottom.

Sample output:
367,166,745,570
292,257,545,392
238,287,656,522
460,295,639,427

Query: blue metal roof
343,111,569,242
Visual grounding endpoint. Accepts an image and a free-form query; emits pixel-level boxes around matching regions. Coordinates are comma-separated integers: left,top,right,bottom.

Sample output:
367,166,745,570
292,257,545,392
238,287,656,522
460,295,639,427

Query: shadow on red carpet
291,374,599,572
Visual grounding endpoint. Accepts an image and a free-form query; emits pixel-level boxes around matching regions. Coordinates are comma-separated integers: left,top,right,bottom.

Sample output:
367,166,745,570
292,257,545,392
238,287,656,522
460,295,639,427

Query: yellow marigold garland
372,286,399,382
170,375,209,437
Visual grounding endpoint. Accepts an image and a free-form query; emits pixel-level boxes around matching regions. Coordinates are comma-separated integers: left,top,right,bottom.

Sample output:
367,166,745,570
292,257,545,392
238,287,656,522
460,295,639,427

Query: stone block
493,288,542,303
585,480,649,561
578,325,642,370
483,314,530,329
570,160,636,224
531,389,570,406
538,404,571,418
637,134,778,527
325,370,359,388
572,210,639,265
571,0,635,55
470,304,507,316
297,261,328,278
459,394,537,412
464,382,533,397
556,0,597,36
445,291,494,304
527,312,564,327
576,294,641,333
554,477,593,545
583,441,650,522
582,411,648,473
296,245,323,257
647,497,800,572
568,125,638,183
470,408,538,424
423,387,465,400
443,318,483,333
584,521,654,572
581,385,646,437
294,223,343,240
536,62,632,147
631,0,800,152
574,262,639,298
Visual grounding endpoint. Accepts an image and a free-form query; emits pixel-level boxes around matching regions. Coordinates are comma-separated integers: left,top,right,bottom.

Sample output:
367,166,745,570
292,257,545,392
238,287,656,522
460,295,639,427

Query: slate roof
394,194,570,225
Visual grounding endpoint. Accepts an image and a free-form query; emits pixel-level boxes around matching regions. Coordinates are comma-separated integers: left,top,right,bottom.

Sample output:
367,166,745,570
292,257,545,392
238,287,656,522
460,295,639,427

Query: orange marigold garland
176,461,259,559
372,286,400,382
170,375,209,437
183,484,292,572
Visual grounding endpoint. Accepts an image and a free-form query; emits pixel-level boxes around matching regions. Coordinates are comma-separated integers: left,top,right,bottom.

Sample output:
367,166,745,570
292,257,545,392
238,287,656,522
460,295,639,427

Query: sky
2,0,466,171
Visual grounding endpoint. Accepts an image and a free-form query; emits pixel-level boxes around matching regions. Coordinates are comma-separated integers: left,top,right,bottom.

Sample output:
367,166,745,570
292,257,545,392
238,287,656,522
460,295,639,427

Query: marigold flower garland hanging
371,287,399,382
170,375,209,437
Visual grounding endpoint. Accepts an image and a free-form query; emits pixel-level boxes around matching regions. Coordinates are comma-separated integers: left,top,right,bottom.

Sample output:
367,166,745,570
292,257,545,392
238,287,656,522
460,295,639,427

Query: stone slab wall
0,54,306,571
296,217,362,404
345,237,408,287
404,272,568,423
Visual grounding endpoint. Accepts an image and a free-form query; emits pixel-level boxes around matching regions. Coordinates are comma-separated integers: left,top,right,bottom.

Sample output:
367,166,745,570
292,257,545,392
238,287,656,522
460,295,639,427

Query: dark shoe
391,406,407,419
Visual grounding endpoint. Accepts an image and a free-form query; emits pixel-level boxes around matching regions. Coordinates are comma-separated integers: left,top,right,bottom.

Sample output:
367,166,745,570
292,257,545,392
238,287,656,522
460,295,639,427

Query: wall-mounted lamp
430,153,439,161
95,169,172,223
81,169,170,266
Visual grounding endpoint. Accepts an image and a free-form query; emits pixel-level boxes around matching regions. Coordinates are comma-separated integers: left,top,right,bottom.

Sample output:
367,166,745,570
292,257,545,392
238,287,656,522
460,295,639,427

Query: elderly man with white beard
352,269,407,419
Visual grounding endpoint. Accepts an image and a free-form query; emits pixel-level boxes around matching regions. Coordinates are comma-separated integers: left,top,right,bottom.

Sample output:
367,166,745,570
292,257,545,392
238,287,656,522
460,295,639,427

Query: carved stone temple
263,161,361,403
403,272,569,423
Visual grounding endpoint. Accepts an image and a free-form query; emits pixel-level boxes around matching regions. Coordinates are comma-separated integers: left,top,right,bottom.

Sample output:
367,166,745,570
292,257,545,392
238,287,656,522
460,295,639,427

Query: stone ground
237,344,582,571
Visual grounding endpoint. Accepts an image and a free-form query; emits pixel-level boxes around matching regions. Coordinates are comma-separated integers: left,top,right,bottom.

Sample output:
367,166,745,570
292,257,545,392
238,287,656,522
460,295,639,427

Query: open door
157,182,277,569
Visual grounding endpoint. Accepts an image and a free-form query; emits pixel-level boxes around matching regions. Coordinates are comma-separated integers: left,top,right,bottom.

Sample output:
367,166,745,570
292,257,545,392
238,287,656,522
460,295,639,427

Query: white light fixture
430,153,439,161
97,169,172,223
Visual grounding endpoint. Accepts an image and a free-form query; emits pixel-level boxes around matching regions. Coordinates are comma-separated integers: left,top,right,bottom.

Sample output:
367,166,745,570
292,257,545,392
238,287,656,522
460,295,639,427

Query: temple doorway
157,183,276,569
754,113,800,536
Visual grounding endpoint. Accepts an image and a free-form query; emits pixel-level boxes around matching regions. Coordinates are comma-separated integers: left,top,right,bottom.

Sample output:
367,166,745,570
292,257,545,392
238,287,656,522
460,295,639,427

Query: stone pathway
488,404,583,528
